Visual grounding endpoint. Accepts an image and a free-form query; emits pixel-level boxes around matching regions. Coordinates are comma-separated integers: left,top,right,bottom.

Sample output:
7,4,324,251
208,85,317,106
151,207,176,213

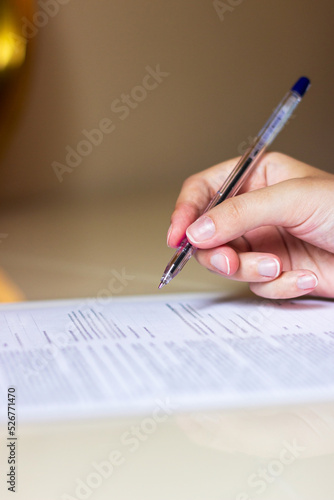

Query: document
0,294,334,423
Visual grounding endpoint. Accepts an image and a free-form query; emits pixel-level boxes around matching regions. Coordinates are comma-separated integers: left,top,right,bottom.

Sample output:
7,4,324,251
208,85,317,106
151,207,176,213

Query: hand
167,153,334,299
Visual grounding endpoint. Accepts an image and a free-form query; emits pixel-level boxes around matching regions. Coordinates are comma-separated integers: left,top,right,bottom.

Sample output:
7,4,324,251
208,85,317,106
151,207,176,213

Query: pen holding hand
167,152,334,300
159,77,311,289
161,79,334,300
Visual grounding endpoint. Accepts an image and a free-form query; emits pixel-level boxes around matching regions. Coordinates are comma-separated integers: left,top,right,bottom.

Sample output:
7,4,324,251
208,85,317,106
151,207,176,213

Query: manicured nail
186,216,215,243
210,253,231,275
258,258,280,278
167,224,172,247
297,274,318,290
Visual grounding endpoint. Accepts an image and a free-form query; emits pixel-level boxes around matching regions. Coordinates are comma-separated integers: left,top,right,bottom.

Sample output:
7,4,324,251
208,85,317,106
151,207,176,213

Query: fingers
250,270,319,299
167,157,241,248
196,248,282,281
186,177,317,249
196,247,318,299
165,152,328,300
167,153,326,248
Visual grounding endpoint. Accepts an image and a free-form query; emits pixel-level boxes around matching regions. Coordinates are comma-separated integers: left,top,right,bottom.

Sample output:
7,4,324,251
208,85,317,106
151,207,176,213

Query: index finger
168,157,240,248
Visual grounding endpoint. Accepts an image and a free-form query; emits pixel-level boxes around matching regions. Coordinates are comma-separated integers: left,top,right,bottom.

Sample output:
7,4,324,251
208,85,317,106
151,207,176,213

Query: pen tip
158,282,165,290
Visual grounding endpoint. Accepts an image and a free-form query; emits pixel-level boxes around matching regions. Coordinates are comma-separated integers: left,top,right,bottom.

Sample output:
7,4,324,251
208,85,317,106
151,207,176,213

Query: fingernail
186,216,215,243
210,253,231,275
167,224,172,247
297,274,318,290
258,258,280,278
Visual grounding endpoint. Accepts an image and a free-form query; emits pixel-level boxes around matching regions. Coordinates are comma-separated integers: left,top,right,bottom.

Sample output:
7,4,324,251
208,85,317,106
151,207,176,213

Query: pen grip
203,149,264,213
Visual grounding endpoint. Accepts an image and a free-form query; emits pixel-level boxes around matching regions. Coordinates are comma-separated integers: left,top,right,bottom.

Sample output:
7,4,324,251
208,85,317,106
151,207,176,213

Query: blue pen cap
291,77,311,97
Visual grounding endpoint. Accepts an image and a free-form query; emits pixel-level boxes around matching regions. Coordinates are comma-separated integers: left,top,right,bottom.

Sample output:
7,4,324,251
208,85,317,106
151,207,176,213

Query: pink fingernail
297,274,318,290
210,254,231,275
258,258,280,278
186,216,216,243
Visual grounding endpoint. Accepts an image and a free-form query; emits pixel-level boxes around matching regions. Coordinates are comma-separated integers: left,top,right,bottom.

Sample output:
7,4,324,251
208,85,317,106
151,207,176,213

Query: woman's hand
167,153,334,299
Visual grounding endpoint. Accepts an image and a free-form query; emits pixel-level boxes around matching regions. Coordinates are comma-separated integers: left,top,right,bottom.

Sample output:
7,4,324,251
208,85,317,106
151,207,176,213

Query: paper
0,294,334,423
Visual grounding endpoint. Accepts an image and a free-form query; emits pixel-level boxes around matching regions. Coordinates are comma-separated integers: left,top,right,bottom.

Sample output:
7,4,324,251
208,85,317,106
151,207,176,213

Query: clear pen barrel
255,90,301,151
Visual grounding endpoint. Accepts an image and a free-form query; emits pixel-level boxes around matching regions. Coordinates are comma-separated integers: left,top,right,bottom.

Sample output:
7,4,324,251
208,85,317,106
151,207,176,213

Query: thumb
186,177,318,248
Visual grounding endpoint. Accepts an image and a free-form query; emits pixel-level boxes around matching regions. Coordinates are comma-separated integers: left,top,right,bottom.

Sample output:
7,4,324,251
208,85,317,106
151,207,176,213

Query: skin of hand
167,153,334,299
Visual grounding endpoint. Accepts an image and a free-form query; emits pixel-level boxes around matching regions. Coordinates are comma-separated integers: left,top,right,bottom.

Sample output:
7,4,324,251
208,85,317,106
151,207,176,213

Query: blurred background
0,0,333,300
1,6,334,500
0,4,334,500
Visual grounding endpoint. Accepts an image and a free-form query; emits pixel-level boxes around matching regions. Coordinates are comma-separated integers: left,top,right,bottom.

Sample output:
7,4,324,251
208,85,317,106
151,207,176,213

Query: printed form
0,294,334,423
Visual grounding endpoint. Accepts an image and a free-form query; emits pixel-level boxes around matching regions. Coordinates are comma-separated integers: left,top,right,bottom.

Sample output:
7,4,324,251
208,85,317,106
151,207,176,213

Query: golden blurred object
0,0,35,159
0,5,26,71
0,268,24,301
0,1,33,301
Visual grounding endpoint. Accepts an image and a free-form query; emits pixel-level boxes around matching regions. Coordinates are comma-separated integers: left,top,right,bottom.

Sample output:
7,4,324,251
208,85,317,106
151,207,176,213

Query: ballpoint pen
158,76,311,289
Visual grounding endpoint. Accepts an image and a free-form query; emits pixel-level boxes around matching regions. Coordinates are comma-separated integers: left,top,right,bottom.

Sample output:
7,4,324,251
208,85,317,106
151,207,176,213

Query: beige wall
1,0,334,201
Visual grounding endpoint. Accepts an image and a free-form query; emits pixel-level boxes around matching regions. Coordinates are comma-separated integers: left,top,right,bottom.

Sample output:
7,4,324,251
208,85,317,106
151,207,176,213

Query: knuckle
181,174,200,191
265,151,286,163
264,151,292,169
223,197,246,224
